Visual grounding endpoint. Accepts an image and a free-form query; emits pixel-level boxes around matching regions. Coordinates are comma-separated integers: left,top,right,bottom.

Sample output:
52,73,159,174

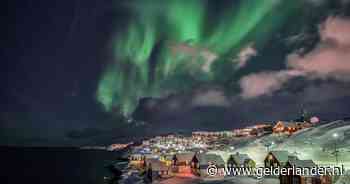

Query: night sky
2,0,350,146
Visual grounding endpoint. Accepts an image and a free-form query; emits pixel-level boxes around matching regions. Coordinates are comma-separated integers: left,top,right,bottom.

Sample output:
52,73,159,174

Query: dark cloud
239,16,350,99
132,80,350,134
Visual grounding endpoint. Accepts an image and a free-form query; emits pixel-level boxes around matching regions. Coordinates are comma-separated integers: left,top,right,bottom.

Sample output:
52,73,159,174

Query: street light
332,133,339,165
333,133,338,138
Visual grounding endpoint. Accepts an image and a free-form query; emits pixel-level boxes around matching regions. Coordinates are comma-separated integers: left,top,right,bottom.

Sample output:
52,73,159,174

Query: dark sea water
1,147,126,184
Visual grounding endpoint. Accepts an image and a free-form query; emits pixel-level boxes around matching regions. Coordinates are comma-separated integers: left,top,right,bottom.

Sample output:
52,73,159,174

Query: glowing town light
333,133,339,139
310,116,320,123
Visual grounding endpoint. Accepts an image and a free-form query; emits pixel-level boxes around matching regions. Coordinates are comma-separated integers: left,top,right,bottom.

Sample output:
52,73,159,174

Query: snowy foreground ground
153,176,279,184
119,120,350,184
120,175,280,184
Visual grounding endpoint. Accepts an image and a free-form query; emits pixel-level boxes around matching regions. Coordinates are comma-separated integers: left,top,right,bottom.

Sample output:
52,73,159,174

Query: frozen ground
234,120,350,168
155,176,278,184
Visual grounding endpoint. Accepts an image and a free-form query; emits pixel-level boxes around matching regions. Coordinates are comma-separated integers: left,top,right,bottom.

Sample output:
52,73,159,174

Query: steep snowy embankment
235,120,350,169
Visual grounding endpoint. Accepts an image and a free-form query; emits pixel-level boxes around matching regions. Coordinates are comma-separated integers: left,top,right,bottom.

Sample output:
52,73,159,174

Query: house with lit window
191,153,225,178
264,151,296,169
172,152,196,173
227,152,256,168
129,154,146,169
273,121,302,135
233,128,258,137
145,158,171,179
159,154,173,166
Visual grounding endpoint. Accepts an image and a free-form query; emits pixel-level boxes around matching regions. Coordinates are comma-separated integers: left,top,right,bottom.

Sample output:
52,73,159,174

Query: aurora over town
2,0,350,184
97,0,297,115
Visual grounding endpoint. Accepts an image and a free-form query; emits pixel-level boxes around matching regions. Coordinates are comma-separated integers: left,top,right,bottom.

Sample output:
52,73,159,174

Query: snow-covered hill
235,120,350,169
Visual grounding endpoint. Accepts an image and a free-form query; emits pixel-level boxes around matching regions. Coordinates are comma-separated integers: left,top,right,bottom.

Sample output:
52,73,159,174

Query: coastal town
99,113,349,184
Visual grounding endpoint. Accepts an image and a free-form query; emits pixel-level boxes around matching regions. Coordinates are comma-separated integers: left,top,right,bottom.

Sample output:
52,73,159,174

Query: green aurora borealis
97,0,301,115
